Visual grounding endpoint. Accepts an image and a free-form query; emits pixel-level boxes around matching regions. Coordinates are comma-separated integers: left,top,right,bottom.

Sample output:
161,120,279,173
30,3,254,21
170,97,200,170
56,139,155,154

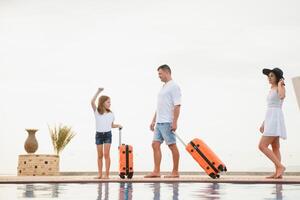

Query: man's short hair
157,64,171,74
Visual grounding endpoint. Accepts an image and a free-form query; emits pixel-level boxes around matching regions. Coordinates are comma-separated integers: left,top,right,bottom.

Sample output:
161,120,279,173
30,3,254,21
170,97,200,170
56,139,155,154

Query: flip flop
164,175,180,178
144,174,161,178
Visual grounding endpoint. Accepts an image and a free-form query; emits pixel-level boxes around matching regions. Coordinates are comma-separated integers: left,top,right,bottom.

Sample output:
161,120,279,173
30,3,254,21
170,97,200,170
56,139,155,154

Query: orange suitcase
118,128,133,179
175,133,227,179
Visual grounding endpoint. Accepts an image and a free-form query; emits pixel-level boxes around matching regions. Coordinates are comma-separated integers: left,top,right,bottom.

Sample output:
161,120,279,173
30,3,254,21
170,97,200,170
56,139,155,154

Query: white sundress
263,89,287,139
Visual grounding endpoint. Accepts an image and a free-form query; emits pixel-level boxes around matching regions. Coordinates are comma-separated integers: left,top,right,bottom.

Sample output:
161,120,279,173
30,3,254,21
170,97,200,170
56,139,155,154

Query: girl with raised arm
91,88,122,179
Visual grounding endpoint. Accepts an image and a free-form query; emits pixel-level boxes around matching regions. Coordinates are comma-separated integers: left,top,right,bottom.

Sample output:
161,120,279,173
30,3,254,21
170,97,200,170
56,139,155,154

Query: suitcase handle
173,132,187,147
118,127,122,147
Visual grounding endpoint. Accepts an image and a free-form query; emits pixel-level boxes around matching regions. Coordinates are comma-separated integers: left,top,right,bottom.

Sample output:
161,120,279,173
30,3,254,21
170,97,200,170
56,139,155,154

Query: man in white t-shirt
145,65,182,178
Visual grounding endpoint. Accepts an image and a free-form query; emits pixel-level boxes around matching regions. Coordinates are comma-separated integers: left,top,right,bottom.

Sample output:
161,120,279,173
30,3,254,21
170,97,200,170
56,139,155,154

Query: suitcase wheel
119,173,126,179
218,165,227,172
218,165,224,171
216,174,220,178
209,173,217,179
127,172,134,179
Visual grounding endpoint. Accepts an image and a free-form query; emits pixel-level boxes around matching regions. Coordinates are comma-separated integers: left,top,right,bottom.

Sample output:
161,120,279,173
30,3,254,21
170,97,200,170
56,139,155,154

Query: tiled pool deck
1,172,300,184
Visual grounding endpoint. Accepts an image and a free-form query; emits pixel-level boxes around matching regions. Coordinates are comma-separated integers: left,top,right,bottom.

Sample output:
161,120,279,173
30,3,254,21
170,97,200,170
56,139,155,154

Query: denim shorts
153,123,176,145
95,131,112,145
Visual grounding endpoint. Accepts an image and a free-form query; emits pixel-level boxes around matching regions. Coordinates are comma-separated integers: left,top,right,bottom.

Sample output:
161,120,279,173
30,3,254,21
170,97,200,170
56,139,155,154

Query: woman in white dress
259,67,287,179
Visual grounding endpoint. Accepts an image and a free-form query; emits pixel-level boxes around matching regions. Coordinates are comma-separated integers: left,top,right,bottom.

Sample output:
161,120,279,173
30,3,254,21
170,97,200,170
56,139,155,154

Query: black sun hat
262,67,284,80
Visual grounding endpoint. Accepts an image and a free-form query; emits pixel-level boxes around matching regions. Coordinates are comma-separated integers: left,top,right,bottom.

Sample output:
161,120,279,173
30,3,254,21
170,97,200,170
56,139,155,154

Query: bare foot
164,172,180,178
274,175,283,179
102,175,109,179
144,172,161,178
94,176,102,179
266,173,276,179
164,174,180,178
275,166,286,179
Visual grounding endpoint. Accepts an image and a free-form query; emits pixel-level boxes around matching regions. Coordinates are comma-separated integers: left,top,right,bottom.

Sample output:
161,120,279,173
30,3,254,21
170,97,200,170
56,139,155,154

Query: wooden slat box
18,154,59,176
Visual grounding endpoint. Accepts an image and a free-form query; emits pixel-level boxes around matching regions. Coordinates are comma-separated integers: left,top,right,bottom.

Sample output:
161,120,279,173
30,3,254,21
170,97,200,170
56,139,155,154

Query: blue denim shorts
153,123,176,145
95,131,112,145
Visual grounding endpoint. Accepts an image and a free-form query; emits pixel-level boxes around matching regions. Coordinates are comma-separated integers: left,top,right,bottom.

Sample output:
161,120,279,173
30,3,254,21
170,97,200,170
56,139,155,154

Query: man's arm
150,112,156,131
172,105,181,132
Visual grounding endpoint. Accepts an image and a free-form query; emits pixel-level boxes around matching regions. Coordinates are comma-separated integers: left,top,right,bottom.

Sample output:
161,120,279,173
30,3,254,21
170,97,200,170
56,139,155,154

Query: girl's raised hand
98,87,104,92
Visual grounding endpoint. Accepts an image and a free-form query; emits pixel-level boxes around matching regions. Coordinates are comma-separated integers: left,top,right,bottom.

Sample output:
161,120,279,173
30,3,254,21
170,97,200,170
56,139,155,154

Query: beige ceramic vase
24,129,38,153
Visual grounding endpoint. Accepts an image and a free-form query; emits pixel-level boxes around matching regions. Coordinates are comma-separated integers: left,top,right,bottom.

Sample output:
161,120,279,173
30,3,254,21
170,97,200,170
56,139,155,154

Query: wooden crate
18,154,59,176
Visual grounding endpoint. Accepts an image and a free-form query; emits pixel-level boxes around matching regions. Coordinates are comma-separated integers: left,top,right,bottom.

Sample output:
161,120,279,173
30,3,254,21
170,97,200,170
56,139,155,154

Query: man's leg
152,141,162,174
145,126,163,178
144,141,161,178
161,123,180,178
168,144,180,177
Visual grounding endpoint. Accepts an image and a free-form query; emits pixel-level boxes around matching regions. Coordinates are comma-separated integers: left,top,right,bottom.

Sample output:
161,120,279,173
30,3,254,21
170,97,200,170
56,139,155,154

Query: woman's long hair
97,95,112,114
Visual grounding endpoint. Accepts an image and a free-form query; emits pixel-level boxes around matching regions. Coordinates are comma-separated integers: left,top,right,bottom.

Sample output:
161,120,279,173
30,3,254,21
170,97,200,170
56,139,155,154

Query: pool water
0,182,300,200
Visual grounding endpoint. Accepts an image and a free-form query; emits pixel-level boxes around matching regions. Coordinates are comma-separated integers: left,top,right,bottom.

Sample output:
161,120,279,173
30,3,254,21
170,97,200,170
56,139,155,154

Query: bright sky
1,0,300,174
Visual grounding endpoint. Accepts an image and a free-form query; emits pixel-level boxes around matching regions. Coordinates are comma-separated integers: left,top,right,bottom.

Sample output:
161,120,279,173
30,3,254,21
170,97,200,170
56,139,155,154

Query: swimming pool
0,182,299,199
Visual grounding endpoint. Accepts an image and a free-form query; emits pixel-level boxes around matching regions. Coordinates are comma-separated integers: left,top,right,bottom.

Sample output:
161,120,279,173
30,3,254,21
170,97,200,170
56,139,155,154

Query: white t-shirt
94,111,115,132
156,80,182,123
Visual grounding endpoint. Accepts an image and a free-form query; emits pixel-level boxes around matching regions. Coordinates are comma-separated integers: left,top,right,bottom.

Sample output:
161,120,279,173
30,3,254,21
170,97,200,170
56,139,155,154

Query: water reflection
166,183,179,200
19,184,59,198
149,183,160,200
274,184,283,200
194,183,220,200
119,183,133,200
13,181,293,200
97,183,109,200
148,183,179,200
268,184,283,200
23,184,34,198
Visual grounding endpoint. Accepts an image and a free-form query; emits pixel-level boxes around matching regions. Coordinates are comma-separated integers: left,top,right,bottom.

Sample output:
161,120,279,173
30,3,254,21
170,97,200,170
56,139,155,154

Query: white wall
1,0,300,174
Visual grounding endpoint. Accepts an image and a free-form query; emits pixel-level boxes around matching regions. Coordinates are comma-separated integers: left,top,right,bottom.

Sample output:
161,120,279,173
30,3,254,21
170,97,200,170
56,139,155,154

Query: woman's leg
266,137,281,178
272,137,281,162
103,143,111,178
258,136,285,178
96,145,103,178
271,137,285,178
